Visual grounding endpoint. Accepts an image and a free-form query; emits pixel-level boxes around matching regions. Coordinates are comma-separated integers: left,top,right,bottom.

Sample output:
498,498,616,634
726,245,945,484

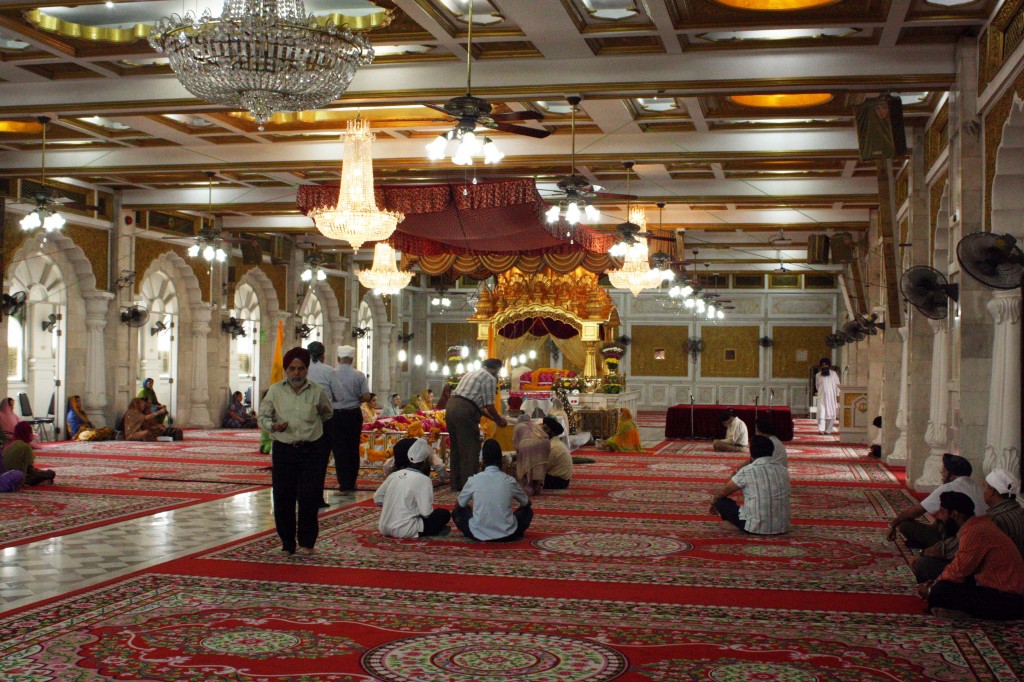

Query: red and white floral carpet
2,419,1022,680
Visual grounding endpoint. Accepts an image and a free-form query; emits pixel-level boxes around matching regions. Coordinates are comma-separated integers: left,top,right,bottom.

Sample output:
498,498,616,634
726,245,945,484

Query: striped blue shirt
731,457,791,535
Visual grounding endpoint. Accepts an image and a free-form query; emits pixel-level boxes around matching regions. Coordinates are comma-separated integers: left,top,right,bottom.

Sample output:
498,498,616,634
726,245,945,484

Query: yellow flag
269,319,285,385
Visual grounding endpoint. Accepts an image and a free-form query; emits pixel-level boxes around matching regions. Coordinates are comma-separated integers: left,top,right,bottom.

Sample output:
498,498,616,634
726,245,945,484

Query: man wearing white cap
328,344,370,495
374,437,451,538
983,468,1024,559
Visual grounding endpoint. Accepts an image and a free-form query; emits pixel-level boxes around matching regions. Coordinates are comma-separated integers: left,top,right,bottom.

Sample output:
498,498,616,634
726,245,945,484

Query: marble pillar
888,326,909,465
188,306,214,427
83,292,115,427
917,318,950,488
983,290,1021,476
377,322,395,395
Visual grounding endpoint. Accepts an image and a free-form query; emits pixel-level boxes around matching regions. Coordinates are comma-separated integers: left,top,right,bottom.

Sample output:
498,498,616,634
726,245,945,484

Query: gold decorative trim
23,7,393,45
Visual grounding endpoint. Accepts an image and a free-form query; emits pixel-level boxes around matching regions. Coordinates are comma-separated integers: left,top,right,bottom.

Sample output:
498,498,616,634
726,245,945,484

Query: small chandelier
310,118,404,251
426,129,504,166
301,253,328,282
188,172,227,263
20,116,64,233
148,0,375,129
607,239,661,296
545,96,599,230
357,242,413,295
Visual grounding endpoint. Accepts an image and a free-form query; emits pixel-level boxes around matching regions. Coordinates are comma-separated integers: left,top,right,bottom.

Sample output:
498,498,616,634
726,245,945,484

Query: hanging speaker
829,232,855,264
807,234,830,264
854,95,907,161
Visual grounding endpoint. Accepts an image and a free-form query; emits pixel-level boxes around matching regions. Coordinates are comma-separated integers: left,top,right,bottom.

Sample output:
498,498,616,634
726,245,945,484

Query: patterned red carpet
2,419,1022,679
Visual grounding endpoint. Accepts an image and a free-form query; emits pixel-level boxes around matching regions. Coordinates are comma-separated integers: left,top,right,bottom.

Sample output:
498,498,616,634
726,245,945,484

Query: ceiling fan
610,162,675,248
423,1,549,162
158,172,253,260
9,116,100,230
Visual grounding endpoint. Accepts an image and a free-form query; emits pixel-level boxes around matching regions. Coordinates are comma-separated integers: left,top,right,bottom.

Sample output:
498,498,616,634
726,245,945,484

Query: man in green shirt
258,347,334,558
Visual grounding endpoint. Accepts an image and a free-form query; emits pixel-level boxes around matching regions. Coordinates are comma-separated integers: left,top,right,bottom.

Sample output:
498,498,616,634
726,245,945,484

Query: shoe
319,499,330,508
294,546,315,558
436,526,451,537
277,549,294,558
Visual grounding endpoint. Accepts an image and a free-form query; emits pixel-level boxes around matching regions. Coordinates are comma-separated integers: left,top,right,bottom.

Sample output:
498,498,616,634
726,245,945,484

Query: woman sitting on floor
417,388,435,412
362,393,379,425
223,391,258,428
2,422,54,485
0,397,22,442
124,397,167,441
66,395,113,441
603,408,644,452
513,413,550,496
137,378,169,424
382,393,403,418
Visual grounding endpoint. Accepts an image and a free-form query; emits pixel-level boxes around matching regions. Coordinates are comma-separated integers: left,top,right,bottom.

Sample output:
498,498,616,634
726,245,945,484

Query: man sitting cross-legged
452,439,534,542
712,410,748,452
709,435,790,535
920,491,1024,621
374,438,451,539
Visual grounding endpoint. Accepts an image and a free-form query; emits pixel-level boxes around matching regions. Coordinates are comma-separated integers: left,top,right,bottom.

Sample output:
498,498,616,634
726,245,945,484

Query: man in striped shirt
709,435,790,535
983,468,1024,559
921,491,1024,620
447,359,508,492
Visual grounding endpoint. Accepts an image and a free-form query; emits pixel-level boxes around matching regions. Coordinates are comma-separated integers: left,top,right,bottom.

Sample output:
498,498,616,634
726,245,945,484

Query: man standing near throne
447,358,508,491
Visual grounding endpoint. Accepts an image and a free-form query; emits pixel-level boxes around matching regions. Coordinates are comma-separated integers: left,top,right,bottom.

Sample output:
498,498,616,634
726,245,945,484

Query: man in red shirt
920,491,1024,621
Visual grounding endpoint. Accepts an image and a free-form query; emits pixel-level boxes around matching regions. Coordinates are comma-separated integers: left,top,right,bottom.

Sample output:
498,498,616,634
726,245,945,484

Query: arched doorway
298,289,325,345
230,282,261,409
7,254,66,431
136,270,179,420
356,300,374,386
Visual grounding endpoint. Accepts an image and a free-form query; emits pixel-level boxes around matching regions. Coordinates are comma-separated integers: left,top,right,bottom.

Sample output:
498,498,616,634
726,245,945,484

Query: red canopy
296,179,614,256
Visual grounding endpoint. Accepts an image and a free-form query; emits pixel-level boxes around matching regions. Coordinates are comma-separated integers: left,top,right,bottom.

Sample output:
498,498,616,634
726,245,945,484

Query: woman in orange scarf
603,408,644,452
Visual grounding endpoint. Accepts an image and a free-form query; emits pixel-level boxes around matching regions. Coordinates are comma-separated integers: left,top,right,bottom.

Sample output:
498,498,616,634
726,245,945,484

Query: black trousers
271,438,328,553
331,408,364,491
419,508,452,537
544,475,570,490
452,504,534,541
930,578,1024,621
713,497,747,532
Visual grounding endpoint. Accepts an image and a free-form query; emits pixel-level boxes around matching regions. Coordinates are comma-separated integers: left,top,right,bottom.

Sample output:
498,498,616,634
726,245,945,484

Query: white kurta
814,370,841,420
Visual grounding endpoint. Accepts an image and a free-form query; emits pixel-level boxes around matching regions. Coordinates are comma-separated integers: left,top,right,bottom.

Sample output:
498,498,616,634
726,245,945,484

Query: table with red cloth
665,404,794,441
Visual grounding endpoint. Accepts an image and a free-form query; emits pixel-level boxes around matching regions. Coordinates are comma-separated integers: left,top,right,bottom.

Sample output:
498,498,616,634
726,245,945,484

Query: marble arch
4,229,112,428
136,251,212,427
300,281,346,356
982,94,1024,478
235,267,281,397
359,293,392,394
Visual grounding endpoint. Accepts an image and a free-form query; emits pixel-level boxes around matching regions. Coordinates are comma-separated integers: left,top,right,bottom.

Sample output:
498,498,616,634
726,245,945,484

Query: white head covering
986,468,1020,496
337,345,356,359
408,438,432,464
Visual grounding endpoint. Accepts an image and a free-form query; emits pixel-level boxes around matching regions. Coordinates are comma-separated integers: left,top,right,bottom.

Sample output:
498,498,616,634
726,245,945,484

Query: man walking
447,358,507,491
328,344,370,495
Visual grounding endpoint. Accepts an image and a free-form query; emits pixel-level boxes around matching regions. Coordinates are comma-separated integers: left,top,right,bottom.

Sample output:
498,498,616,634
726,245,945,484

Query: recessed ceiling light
924,0,976,5
637,97,678,112
105,1,114,8
372,44,433,56
439,0,503,24
713,0,837,9
702,27,856,41
582,0,638,20
79,116,130,130
730,93,834,108
537,101,575,114
0,38,30,50
0,121,44,134
896,92,929,105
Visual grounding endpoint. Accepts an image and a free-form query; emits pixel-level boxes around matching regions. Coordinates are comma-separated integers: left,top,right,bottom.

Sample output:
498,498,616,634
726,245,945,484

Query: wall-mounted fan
758,336,773,348
150,320,168,337
900,266,958,320
825,334,845,349
120,305,150,328
842,320,867,342
1,291,27,319
685,337,704,361
295,323,313,340
855,312,885,334
222,317,246,339
351,327,369,338
957,232,1024,290
40,312,59,332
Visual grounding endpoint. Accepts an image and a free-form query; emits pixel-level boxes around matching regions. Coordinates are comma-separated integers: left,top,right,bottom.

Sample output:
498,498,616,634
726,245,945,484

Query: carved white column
917,318,950,488
83,292,115,426
983,290,1022,476
887,326,910,465
188,306,214,427
377,322,395,395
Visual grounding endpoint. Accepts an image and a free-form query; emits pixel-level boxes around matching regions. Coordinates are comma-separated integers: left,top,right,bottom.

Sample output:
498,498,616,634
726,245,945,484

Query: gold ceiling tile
712,0,838,9
729,93,834,108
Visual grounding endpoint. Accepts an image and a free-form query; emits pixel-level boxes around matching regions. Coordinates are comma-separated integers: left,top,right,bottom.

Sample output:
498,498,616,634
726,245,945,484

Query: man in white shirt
713,411,749,452
709,435,791,535
888,453,987,549
306,341,335,508
374,438,451,538
328,345,370,494
815,357,841,435
453,439,533,541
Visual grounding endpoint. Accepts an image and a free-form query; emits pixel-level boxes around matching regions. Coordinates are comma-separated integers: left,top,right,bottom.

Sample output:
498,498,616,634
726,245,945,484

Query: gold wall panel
430,322,478,367
984,65,1024,232
631,324,688,377
134,237,211,301
65,224,109,290
771,325,833,379
701,325,759,378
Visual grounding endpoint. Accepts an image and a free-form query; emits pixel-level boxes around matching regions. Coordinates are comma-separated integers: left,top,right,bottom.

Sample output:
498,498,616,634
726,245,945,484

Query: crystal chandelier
607,239,661,296
310,118,404,251
148,0,375,129
357,242,413,295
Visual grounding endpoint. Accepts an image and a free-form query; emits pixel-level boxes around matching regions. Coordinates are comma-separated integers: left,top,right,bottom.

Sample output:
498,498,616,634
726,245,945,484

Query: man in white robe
814,358,841,435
